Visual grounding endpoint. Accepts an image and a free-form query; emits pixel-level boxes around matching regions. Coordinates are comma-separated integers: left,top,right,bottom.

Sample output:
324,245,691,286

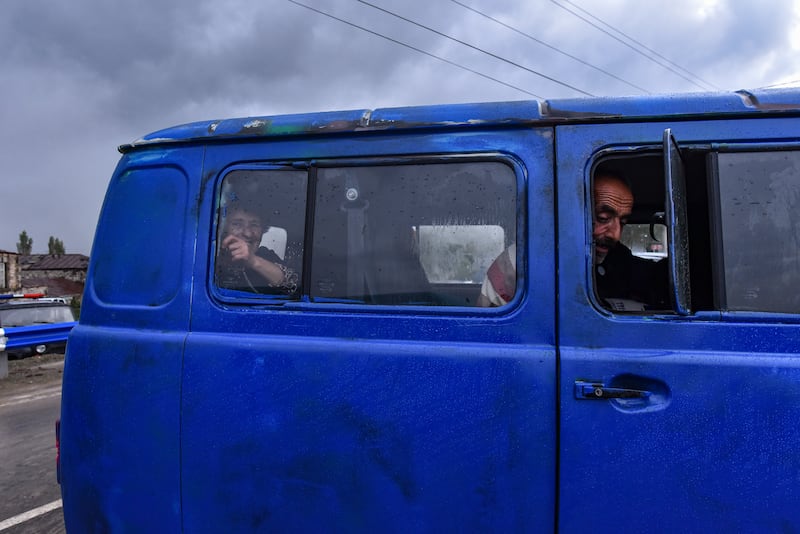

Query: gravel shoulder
0,353,64,396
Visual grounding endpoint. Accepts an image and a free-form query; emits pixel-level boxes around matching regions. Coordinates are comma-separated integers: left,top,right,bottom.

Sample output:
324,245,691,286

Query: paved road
0,383,65,533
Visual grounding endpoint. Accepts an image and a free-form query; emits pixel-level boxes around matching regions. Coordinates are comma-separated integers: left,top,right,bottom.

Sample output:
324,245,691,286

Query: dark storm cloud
0,0,466,124
0,0,798,255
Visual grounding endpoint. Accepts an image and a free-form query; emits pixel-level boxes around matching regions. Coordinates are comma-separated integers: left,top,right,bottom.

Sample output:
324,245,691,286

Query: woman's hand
222,235,256,266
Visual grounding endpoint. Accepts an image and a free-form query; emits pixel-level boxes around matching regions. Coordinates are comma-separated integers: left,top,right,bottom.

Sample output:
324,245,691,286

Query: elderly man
477,173,667,308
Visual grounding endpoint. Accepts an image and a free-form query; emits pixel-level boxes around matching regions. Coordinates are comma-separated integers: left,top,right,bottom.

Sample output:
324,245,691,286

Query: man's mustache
594,237,617,249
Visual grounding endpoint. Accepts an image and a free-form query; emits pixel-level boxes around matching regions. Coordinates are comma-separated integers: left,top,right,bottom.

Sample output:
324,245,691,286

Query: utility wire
355,0,594,97
759,79,800,89
556,0,720,90
549,0,714,91
450,0,650,94
286,0,544,98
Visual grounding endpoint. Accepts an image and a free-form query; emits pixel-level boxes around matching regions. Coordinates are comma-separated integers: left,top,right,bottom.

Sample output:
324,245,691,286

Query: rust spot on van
735,90,800,110
540,100,619,120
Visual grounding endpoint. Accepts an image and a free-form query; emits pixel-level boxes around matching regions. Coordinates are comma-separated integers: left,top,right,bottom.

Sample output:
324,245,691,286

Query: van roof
121,88,800,153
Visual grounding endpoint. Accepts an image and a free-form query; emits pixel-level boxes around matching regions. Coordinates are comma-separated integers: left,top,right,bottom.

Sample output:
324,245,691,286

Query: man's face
592,175,633,264
225,208,263,250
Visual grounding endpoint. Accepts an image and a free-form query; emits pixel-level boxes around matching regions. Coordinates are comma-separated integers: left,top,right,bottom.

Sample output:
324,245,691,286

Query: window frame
209,163,308,305
708,143,800,316
589,139,800,320
209,153,527,313
588,146,671,315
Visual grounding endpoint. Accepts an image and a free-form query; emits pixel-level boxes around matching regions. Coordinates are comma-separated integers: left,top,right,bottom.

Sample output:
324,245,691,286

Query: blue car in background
0,300,75,358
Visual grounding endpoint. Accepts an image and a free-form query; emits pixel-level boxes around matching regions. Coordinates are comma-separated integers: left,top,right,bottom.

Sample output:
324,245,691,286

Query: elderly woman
216,202,298,295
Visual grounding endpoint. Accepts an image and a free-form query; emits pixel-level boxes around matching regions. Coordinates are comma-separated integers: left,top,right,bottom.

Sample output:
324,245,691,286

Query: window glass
417,225,506,284
0,305,75,326
310,162,517,306
717,151,800,313
214,170,307,298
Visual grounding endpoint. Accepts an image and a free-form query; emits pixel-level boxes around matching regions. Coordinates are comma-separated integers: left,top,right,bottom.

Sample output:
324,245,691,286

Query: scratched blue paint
60,88,800,531
123,89,800,153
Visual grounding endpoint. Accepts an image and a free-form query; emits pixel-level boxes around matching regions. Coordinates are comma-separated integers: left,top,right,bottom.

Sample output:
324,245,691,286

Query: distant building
20,254,89,300
21,254,89,283
0,250,22,291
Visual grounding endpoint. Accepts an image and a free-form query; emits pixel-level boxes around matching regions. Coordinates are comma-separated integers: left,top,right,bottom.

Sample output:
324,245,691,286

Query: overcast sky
1,0,798,255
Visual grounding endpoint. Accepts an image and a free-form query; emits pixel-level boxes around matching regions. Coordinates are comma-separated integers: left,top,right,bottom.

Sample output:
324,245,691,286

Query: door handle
574,380,652,400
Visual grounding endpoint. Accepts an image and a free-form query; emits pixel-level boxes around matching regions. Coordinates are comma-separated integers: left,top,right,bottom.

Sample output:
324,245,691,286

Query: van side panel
60,328,186,532
556,119,800,529
182,336,550,532
181,129,557,531
60,148,201,532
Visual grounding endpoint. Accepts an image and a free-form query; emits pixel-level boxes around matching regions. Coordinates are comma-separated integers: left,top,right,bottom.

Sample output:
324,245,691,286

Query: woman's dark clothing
217,246,298,296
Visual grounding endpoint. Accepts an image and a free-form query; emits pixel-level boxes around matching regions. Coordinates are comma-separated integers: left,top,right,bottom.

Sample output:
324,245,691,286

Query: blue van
59,88,800,532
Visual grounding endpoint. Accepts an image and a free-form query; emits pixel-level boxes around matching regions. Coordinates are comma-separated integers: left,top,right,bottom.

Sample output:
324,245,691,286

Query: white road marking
0,499,63,531
0,385,61,409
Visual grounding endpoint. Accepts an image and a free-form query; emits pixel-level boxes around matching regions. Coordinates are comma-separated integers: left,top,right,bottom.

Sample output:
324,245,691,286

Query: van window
593,145,800,316
310,161,517,306
0,304,75,326
714,151,800,313
591,159,671,313
212,160,518,307
214,169,307,298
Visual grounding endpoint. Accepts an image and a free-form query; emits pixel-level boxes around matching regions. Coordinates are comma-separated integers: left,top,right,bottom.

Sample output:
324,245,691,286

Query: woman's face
225,208,264,249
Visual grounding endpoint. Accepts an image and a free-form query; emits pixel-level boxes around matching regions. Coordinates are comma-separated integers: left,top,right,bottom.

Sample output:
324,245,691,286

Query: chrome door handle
574,380,652,400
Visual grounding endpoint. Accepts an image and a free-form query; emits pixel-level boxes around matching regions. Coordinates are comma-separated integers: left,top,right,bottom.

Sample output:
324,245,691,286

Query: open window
593,131,800,317
592,153,671,313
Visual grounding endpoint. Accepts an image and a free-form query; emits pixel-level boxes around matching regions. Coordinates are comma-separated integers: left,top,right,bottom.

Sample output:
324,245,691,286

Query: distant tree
48,236,65,255
70,294,82,320
16,230,33,255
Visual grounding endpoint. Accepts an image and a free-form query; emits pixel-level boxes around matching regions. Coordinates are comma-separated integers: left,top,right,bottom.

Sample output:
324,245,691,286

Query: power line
759,79,800,89
355,0,594,97
450,0,650,94
286,0,544,98
556,0,720,90
549,0,715,91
